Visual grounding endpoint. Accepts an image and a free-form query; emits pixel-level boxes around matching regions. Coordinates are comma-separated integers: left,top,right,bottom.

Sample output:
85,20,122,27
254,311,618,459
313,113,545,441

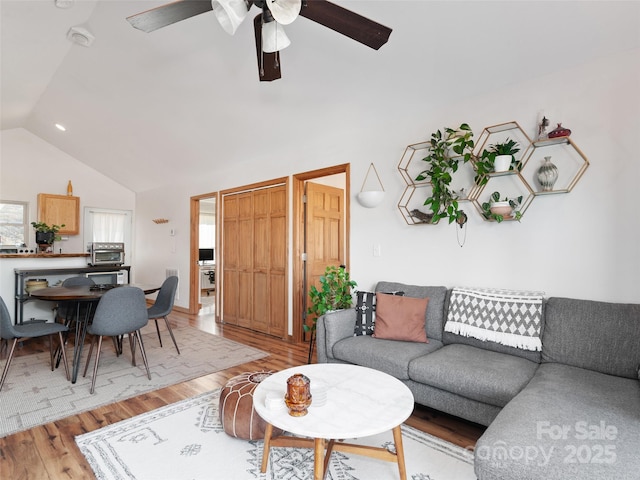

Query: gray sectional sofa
316,281,640,480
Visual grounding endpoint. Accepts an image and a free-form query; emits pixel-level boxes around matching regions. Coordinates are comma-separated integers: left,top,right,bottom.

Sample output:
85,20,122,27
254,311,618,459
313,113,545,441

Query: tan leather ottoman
219,371,282,440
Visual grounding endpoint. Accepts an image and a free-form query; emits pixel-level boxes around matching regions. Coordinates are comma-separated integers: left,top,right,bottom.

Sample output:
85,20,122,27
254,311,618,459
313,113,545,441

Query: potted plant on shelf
305,265,357,362
481,191,523,223
31,221,65,252
415,123,475,225
475,138,521,181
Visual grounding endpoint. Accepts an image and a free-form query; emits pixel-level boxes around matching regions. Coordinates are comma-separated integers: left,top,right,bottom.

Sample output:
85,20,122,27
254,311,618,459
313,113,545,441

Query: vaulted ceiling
2,1,639,193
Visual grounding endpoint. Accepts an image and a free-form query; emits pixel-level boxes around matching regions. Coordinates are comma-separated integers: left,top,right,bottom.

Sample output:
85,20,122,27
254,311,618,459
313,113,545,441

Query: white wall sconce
356,163,385,208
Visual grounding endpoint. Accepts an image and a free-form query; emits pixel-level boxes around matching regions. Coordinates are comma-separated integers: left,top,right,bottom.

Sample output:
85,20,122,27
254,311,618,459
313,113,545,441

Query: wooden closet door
267,186,287,337
222,194,239,325
222,183,287,337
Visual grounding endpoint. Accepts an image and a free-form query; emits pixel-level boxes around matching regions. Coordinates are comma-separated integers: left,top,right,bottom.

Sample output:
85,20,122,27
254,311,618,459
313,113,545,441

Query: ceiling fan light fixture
261,20,290,53
265,0,301,25
211,0,250,35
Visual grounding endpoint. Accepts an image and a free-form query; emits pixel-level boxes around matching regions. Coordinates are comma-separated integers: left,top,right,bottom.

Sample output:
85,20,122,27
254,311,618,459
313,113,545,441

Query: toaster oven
89,242,125,266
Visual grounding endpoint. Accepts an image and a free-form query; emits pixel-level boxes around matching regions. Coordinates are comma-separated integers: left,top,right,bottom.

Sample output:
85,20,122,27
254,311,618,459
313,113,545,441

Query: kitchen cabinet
37,194,80,235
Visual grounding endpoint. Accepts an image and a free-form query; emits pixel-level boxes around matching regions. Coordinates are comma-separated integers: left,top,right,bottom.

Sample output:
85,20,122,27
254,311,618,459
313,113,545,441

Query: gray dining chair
82,286,151,394
56,275,96,324
147,276,180,354
0,296,70,392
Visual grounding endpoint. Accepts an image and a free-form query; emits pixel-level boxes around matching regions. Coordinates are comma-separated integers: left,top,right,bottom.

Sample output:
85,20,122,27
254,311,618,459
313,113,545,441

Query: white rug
76,389,476,480
0,328,267,438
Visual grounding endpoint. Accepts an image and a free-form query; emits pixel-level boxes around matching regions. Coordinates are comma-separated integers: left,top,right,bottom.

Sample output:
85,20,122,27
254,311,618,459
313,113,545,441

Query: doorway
293,164,350,343
189,193,218,317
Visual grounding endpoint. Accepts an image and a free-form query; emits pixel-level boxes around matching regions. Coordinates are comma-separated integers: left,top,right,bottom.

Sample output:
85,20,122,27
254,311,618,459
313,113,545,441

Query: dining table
29,283,161,383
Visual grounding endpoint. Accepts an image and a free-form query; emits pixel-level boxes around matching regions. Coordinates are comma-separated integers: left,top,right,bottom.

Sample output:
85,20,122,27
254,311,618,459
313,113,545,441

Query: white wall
134,49,640,315
3,50,638,329
0,128,136,318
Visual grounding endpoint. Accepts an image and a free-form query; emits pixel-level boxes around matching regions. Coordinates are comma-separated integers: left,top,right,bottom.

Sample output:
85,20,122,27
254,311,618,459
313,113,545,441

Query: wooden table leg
314,438,326,480
261,422,274,473
392,425,407,480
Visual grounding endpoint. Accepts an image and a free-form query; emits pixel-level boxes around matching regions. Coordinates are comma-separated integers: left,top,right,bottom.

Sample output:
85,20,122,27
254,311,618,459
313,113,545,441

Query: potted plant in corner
31,221,65,252
476,138,521,179
481,191,523,223
305,265,357,363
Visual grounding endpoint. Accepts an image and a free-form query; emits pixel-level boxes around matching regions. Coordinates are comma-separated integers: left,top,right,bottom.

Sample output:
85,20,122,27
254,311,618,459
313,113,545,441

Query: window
84,207,132,253
0,200,28,246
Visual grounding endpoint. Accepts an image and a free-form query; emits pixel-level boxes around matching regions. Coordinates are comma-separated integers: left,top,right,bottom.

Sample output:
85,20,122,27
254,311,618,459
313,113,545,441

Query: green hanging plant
415,123,475,225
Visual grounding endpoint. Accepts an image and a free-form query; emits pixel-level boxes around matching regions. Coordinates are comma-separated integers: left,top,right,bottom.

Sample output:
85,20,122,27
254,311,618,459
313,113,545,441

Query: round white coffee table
253,363,415,480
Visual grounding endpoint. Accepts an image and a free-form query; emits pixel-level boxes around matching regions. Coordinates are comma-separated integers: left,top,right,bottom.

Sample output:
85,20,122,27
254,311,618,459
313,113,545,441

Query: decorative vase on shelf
537,156,559,191
548,123,571,139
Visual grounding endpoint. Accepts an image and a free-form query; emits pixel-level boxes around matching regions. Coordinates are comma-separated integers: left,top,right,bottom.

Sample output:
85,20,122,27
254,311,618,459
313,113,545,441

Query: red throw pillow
372,293,429,343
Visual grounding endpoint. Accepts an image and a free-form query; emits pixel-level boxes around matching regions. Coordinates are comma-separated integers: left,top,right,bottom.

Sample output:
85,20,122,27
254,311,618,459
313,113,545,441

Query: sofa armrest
316,309,356,363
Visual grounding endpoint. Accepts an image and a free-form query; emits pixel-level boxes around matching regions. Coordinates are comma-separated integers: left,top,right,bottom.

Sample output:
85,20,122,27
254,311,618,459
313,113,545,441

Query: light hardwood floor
0,306,485,479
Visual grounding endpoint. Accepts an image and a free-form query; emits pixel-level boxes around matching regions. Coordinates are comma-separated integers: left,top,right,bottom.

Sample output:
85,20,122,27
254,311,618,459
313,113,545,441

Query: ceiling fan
126,0,392,82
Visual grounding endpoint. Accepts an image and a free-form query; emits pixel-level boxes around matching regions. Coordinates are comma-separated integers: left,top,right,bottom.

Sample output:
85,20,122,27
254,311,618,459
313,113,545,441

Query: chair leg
83,335,97,378
89,336,103,394
129,333,137,367
57,332,70,381
0,339,18,392
154,319,163,347
134,330,151,380
163,316,180,355
49,334,55,371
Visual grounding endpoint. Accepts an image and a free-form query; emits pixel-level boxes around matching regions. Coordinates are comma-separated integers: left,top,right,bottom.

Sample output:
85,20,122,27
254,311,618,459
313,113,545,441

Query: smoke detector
67,26,95,47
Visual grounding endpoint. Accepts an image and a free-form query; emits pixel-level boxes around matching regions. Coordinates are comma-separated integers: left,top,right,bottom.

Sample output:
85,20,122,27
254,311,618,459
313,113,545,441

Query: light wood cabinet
37,193,80,235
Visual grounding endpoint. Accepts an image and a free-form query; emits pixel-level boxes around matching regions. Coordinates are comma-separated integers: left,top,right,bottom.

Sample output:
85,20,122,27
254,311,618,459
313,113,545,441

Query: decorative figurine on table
285,373,312,416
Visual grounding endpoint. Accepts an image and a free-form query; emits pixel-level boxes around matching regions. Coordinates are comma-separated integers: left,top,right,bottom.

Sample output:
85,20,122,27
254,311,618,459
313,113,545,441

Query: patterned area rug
76,389,476,480
0,328,267,437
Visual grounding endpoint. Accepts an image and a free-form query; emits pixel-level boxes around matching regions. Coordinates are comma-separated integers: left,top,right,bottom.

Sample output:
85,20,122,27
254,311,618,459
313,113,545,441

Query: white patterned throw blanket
445,287,545,351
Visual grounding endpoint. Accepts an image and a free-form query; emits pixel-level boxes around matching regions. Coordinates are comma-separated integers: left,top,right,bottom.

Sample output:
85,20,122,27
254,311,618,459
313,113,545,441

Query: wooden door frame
292,164,350,343
189,192,218,317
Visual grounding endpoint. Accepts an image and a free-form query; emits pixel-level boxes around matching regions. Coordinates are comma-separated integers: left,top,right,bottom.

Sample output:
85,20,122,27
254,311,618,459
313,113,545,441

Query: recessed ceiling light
55,123,67,132
67,26,95,47
55,0,75,8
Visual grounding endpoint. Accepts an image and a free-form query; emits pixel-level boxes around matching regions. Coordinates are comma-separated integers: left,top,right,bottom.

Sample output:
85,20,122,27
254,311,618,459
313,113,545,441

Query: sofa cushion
373,293,429,343
408,344,539,407
353,290,404,336
332,335,442,380
542,297,640,379
475,363,640,480
375,282,447,342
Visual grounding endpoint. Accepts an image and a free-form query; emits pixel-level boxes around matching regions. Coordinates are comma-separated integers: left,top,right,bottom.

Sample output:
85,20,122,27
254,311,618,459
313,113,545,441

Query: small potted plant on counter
31,221,65,252
475,138,521,180
481,191,523,223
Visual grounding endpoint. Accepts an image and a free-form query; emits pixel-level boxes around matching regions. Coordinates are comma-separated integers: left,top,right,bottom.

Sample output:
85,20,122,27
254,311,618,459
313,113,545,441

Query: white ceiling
2,0,640,193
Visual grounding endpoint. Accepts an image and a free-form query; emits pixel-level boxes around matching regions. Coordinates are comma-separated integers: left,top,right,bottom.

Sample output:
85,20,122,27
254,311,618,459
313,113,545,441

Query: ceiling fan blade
254,14,282,82
126,0,214,33
299,0,391,50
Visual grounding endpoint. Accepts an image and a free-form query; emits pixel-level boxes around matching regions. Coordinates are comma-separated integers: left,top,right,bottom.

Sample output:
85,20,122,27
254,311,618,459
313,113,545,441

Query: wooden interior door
222,181,287,337
304,181,345,334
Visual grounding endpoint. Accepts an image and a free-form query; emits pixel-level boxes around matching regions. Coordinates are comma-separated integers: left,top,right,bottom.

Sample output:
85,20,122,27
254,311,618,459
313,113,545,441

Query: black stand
307,330,315,364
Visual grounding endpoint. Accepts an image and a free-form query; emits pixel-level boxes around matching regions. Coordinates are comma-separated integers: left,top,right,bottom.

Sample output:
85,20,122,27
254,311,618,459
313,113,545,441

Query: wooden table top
29,284,160,301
